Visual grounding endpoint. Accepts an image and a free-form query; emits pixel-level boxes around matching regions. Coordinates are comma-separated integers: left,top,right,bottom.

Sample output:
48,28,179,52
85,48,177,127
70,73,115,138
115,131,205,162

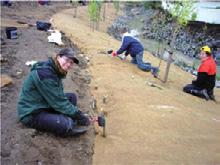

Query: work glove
74,110,90,126
111,51,117,57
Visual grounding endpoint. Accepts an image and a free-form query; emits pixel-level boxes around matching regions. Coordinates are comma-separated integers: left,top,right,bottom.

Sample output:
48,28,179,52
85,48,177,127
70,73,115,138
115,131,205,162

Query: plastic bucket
5,27,17,39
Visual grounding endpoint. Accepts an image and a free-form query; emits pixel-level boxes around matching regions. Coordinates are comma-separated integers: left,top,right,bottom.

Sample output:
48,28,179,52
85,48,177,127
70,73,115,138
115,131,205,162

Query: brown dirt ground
1,2,94,165
51,4,220,165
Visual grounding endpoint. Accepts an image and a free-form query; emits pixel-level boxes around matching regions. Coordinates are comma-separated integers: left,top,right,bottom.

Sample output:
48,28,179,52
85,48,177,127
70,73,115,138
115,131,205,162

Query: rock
79,54,84,58
16,70,23,76
216,81,220,88
0,54,8,63
1,75,13,88
131,8,140,16
25,60,38,67
142,29,150,35
37,160,43,165
13,69,23,79
1,149,11,158
142,26,149,30
1,30,6,45
79,76,91,84
102,95,108,104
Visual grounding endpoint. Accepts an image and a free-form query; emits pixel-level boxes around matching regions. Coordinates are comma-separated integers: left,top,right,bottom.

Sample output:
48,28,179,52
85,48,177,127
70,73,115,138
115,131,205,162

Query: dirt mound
1,2,94,165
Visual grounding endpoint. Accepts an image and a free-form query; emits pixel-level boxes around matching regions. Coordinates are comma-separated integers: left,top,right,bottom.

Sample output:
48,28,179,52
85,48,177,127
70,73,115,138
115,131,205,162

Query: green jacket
17,58,78,120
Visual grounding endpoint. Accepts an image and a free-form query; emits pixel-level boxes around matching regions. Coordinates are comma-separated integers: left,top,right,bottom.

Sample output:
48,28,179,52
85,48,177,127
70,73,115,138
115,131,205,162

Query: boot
209,94,216,102
190,89,210,101
65,127,88,137
208,90,216,102
199,89,210,101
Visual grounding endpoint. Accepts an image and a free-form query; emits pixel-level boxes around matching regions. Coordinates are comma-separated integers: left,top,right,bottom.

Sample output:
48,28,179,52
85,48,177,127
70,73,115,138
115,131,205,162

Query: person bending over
112,27,159,78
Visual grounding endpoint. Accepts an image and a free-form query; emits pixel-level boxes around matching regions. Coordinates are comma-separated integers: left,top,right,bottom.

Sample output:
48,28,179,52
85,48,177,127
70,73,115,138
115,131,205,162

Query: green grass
217,65,220,80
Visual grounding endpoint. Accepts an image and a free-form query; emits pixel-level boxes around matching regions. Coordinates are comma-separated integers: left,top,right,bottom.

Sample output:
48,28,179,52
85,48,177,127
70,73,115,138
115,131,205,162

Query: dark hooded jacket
17,58,78,121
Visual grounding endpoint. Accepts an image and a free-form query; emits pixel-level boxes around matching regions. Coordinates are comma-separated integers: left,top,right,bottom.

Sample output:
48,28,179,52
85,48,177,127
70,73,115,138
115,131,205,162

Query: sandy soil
1,2,94,165
51,4,220,165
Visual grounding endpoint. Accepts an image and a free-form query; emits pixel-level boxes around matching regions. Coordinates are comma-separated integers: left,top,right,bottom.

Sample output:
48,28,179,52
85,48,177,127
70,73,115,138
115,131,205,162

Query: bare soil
1,2,220,165
52,5,220,165
1,2,94,165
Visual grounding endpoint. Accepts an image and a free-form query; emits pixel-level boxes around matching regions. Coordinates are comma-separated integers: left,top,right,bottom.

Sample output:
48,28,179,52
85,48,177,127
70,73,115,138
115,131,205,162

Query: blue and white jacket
116,32,144,57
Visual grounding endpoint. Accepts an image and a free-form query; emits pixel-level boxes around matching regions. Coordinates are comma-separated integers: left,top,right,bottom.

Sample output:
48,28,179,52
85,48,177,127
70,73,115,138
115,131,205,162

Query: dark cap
58,48,79,64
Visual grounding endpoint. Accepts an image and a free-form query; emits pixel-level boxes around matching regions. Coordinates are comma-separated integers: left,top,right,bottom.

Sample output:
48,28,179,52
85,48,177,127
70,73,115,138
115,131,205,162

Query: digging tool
146,81,163,90
89,110,106,137
107,49,125,60
107,49,113,54
98,112,106,137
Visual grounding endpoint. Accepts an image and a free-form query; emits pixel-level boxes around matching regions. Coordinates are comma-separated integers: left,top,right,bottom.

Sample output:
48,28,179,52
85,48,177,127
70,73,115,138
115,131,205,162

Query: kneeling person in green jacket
17,48,90,136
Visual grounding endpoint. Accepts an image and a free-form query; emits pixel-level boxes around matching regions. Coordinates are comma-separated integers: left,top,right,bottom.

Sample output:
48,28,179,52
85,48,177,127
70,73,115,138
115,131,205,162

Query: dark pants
131,51,157,72
23,93,84,136
183,84,209,99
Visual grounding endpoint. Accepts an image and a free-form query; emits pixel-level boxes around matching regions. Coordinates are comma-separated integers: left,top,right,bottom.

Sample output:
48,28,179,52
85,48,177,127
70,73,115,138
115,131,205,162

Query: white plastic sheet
47,30,64,46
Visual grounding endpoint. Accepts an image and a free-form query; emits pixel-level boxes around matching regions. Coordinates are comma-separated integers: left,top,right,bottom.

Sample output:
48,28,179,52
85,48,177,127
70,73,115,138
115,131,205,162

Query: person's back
112,27,159,77
117,32,144,57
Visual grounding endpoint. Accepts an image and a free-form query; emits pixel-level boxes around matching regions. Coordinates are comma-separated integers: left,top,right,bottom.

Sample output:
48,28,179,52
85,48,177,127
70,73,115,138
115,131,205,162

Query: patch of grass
217,65,220,80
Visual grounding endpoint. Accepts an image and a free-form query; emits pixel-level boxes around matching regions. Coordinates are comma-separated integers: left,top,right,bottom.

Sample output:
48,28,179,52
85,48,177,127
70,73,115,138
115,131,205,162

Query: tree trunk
92,22,95,32
96,21,99,30
102,3,106,21
90,21,95,32
163,25,179,83
74,7,77,18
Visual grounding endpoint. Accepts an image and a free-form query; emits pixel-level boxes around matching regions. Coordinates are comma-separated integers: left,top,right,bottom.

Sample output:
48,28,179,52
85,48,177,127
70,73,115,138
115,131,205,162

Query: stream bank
107,3,220,79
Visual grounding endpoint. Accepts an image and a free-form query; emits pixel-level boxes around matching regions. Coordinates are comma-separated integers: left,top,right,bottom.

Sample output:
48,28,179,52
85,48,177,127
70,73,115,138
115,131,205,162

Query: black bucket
5,27,17,39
